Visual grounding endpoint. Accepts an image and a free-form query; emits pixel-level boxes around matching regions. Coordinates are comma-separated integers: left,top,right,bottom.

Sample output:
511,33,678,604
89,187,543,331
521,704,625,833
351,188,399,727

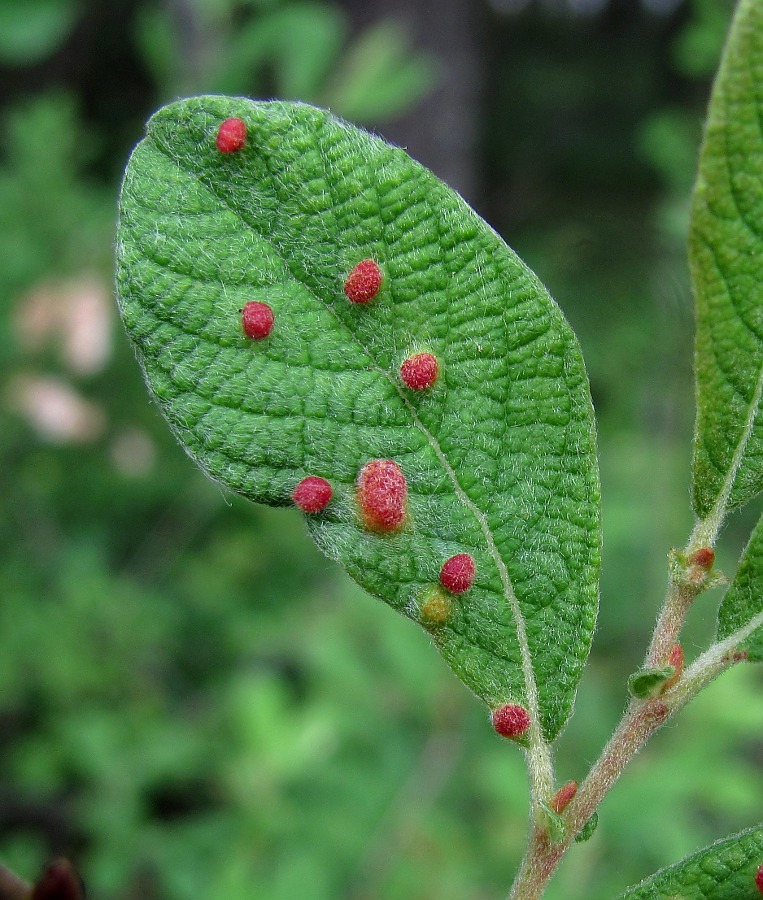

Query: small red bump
439,553,476,594
357,459,407,532
688,547,715,569
755,864,763,893
662,643,685,692
492,704,531,739
643,700,670,728
344,259,383,303
292,476,333,513
400,352,439,390
216,117,247,153
242,301,274,339
668,643,685,674
551,780,578,814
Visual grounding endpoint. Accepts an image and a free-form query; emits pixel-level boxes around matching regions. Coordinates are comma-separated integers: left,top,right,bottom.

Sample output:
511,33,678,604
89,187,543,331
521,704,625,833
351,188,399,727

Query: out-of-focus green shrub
135,0,435,123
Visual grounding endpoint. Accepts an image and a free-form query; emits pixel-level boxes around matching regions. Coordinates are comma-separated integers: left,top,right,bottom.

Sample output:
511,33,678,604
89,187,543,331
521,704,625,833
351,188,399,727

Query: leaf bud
550,780,578,814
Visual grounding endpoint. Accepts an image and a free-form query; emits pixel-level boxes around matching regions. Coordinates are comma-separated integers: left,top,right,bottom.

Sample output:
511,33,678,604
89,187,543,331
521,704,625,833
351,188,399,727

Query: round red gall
241,301,274,339
551,780,578,814
344,259,383,303
216,117,247,153
356,459,407,532
400,352,439,390
492,704,531,739
688,547,715,569
439,553,476,594
756,864,763,893
292,476,332,513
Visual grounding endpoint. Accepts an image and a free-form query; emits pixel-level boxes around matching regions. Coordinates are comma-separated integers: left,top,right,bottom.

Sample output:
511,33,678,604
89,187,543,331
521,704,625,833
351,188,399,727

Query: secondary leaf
116,96,600,740
690,0,763,518
717,511,763,660
618,823,763,899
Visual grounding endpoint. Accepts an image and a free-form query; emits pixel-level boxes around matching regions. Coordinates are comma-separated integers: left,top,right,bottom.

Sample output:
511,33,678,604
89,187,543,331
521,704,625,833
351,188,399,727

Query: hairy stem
507,514,759,898
507,698,670,900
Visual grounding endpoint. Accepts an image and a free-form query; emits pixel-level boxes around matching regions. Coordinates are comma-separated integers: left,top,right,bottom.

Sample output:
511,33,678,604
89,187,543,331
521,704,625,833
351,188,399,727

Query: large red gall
344,259,383,303
356,459,407,532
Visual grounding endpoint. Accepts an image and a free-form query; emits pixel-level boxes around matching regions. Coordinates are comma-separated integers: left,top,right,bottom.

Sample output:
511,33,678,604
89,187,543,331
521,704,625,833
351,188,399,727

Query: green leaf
115,96,600,740
0,0,77,66
618,823,763,899
717,512,763,661
213,4,347,100
574,812,598,844
627,666,675,700
690,0,763,518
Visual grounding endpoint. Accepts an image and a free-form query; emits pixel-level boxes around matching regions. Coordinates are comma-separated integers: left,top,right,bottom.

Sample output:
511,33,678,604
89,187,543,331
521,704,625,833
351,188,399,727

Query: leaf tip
491,703,531,739
216,117,247,153
293,476,333,513
356,459,408,533
344,259,383,303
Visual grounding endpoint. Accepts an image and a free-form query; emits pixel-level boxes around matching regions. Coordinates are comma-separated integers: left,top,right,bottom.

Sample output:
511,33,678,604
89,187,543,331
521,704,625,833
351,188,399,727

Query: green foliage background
0,0,760,898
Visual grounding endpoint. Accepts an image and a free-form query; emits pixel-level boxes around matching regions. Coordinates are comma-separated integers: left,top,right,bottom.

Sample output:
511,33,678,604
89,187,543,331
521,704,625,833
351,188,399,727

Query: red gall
292,476,333,513
439,553,476,594
241,301,274,339
492,704,531,739
344,259,383,303
356,459,407,532
400,352,439,390
216,117,247,153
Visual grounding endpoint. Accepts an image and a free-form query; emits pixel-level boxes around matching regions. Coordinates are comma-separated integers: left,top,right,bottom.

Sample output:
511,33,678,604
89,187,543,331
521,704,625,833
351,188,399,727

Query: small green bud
540,804,567,844
628,666,676,700
575,812,599,843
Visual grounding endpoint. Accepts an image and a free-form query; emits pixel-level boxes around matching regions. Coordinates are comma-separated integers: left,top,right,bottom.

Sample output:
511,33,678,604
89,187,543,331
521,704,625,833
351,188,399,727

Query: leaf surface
717,511,763,661
116,96,600,739
618,824,763,899
690,0,763,517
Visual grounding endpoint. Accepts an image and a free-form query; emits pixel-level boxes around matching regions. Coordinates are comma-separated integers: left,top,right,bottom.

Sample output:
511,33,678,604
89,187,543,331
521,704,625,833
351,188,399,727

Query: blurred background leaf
0,0,759,898
0,0,79,66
